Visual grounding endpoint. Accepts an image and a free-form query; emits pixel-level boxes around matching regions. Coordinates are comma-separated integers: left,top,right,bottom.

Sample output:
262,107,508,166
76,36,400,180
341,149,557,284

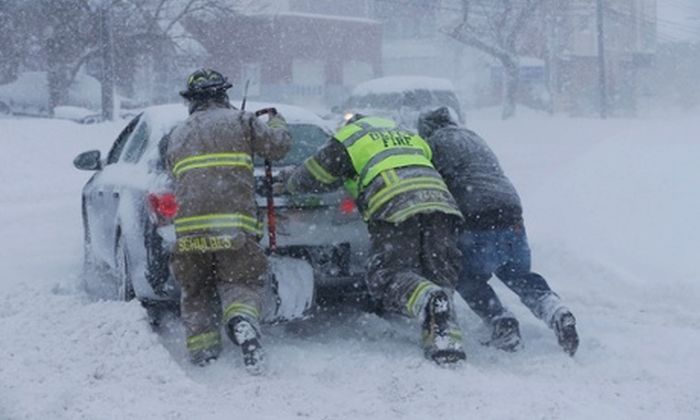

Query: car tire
81,243,98,295
115,233,136,302
80,199,105,297
143,223,172,297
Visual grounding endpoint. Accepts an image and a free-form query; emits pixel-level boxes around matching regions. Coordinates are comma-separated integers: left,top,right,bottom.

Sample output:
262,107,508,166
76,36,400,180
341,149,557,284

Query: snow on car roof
0,72,49,105
139,104,188,141
141,101,333,140
272,11,379,25
352,76,456,96
0,71,125,111
243,100,333,131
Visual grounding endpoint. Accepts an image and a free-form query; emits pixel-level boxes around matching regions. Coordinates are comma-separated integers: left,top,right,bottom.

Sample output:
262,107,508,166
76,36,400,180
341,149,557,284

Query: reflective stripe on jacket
165,102,291,251
174,213,263,236
286,117,462,224
334,117,434,188
336,117,460,221
172,152,253,177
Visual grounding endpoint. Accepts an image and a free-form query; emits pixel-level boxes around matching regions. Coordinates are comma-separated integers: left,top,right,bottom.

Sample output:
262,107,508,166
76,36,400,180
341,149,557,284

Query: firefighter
281,114,467,365
165,69,291,372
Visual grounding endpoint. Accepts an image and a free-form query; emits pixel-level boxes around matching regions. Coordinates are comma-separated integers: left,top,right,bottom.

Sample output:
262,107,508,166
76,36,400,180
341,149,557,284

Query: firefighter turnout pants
171,236,268,360
366,212,462,318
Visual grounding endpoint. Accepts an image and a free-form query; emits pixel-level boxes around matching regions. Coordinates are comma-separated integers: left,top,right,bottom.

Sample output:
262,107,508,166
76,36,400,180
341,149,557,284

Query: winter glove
267,114,288,130
272,167,294,195
272,181,288,196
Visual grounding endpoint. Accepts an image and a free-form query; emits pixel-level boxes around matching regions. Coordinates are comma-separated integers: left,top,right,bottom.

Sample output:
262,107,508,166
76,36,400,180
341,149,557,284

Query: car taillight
339,196,356,215
148,193,178,219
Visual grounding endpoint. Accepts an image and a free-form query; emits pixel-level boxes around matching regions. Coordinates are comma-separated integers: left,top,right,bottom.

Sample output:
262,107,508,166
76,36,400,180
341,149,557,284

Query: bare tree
1,0,255,114
0,0,23,83
108,0,257,103
446,0,546,119
42,0,99,114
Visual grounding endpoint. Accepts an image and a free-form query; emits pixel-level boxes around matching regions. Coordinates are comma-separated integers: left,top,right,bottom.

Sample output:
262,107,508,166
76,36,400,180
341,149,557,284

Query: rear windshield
346,93,402,109
344,89,463,122
346,89,462,117
255,123,330,166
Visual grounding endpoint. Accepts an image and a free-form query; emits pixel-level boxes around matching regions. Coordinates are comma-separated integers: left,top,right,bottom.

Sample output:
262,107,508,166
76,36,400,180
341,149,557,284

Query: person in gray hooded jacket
417,107,579,356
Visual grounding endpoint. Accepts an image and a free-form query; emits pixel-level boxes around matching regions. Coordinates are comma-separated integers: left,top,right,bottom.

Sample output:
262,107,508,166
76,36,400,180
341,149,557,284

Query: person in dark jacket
165,69,291,371
282,114,466,365
417,107,579,356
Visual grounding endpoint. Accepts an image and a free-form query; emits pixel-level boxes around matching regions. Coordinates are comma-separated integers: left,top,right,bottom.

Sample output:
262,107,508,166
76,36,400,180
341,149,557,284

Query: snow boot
532,293,579,356
227,316,265,375
421,290,466,365
190,347,220,367
487,316,522,352
551,307,579,356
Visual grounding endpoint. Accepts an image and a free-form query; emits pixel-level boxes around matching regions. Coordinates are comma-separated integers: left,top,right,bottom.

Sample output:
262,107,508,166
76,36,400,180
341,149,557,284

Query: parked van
336,76,464,129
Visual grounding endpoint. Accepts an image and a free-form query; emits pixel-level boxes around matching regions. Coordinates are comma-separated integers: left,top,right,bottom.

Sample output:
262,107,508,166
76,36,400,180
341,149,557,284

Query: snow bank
0,71,104,111
0,72,50,108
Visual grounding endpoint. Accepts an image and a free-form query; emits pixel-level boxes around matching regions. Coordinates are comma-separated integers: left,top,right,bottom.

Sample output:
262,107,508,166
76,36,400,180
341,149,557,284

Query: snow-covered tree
0,0,255,114
42,0,99,114
108,0,258,103
447,0,546,119
0,0,23,83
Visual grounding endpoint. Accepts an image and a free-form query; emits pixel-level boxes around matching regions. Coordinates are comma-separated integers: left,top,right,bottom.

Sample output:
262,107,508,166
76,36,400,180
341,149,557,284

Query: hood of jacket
417,106,458,139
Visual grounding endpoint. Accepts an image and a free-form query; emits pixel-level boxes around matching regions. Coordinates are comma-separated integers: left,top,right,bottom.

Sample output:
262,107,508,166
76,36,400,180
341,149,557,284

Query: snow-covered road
0,109,698,419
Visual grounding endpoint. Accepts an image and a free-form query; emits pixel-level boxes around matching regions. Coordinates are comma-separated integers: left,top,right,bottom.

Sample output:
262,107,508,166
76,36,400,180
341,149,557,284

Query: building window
292,59,324,97
241,63,261,96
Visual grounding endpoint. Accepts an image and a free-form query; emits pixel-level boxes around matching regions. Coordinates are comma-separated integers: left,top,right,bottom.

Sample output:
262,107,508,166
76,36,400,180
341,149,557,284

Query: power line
606,6,700,39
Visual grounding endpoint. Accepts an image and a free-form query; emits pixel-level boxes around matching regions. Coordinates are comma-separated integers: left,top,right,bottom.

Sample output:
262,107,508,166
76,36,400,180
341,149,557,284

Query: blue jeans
456,223,553,323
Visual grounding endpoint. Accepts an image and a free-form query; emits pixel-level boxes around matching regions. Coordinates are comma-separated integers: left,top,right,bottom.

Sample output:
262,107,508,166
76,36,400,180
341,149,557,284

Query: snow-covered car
0,71,136,122
0,72,99,117
336,76,465,129
73,103,370,320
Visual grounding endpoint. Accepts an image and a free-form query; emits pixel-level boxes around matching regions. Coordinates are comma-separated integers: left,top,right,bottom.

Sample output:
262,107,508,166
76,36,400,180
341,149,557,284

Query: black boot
551,308,579,356
190,347,219,367
422,291,466,365
227,316,265,375
487,316,522,352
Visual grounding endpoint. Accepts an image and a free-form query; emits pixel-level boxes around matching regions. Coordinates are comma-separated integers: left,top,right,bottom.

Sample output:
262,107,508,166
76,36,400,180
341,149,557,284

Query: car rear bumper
156,225,366,290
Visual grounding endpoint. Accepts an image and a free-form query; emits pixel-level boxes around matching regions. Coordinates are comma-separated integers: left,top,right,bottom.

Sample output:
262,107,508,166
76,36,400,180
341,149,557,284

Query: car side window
106,115,141,165
120,120,150,163
156,128,176,172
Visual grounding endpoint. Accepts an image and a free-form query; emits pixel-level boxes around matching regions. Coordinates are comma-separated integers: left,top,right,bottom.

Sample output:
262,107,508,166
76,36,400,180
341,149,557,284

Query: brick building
549,0,657,116
184,12,382,109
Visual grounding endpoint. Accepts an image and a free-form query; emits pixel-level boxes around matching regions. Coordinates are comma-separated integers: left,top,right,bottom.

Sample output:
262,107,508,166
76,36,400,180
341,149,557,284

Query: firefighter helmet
179,68,232,100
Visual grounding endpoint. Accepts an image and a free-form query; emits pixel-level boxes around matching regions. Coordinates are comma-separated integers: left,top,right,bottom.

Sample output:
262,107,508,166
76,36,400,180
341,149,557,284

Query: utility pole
546,2,557,115
100,0,115,121
596,0,608,119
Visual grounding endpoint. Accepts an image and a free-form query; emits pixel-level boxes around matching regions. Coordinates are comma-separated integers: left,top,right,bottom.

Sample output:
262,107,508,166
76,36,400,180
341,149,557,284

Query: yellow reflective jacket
286,117,462,223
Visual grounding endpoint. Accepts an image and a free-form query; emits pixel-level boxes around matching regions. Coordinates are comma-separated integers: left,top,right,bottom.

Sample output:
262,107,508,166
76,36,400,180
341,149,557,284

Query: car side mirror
74,150,102,171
